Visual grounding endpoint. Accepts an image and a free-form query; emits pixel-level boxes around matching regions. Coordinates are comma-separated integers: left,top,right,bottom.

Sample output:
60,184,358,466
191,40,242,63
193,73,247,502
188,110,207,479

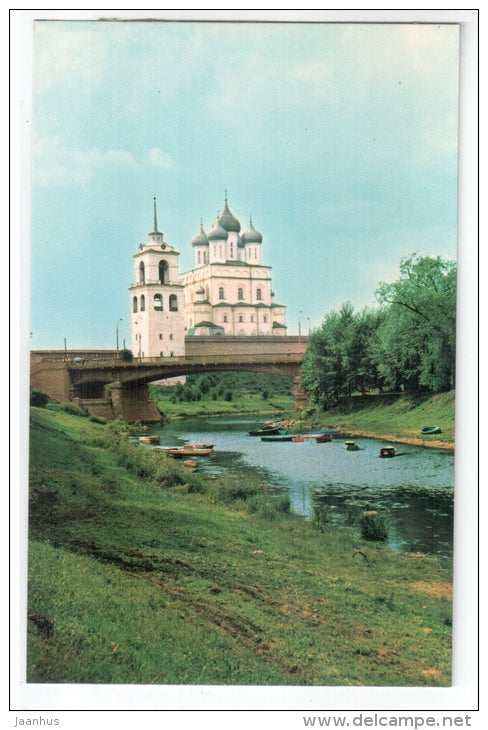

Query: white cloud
33,23,108,95
147,148,173,168
32,136,172,186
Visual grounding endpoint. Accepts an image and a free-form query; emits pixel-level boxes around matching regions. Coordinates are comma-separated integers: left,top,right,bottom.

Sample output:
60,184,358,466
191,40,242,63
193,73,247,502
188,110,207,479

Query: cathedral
130,196,287,358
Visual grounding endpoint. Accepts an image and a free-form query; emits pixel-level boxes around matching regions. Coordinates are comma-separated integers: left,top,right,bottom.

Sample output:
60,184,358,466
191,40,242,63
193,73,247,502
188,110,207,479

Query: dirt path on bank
276,419,454,451
338,429,454,451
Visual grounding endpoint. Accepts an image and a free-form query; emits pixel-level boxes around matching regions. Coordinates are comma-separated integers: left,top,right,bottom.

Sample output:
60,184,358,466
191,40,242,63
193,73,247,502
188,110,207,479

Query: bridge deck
30,337,309,420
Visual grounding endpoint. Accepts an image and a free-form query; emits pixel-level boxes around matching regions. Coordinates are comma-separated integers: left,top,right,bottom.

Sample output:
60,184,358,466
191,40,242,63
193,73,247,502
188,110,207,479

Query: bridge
30,336,308,423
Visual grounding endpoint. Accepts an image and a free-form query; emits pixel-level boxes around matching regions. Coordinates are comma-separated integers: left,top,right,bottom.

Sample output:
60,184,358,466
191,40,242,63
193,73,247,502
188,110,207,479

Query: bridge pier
106,381,161,423
72,382,162,423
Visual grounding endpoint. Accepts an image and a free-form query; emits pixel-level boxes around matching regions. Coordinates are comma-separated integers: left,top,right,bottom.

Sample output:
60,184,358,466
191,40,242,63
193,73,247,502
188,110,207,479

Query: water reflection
152,416,454,557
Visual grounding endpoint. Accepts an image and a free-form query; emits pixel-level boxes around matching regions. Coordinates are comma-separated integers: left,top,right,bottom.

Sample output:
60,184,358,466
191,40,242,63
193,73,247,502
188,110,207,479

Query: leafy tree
349,308,384,393
119,349,133,363
300,254,456,408
300,303,381,407
375,254,456,392
196,374,213,394
173,382,184,400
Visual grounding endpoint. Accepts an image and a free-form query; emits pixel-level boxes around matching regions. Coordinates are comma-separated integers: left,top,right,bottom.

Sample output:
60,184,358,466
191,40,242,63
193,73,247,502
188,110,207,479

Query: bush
30,388,50,408
312,500,331,531
46,401,88,417
217,479,260,503
246,493,276,519
186,476,207,494
273,494,291,513
156,469,187,488
360,511,388,541
119,349,133,363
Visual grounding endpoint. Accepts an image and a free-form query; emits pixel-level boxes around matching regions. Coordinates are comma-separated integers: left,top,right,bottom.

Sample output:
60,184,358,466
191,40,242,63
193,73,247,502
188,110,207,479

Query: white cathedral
130,196,287,358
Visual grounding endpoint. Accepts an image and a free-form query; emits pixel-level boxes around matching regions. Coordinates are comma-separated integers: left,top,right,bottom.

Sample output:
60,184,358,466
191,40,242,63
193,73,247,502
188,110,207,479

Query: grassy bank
295,391,455,449
28,405,452,686
150,392,292,419
149,371,294,419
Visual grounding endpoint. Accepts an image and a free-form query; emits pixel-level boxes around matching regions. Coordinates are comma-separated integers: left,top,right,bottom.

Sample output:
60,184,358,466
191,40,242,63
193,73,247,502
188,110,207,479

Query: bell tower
129,198,185,359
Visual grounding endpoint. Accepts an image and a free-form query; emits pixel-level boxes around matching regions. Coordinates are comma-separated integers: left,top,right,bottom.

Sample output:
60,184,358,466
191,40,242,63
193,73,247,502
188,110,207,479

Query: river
149,416,454,558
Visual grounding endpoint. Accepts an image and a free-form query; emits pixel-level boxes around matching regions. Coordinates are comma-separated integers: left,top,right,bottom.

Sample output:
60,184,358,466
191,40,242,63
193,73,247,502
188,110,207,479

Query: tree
119,348,133,363
375,255,456,392
349,308,385,394
300,303,382,407
300,255,456,410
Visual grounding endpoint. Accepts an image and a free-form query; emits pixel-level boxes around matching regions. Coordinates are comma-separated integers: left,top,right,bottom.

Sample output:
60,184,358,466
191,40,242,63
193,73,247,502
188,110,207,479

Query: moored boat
249,426,286,436
261,434,294,442
315,434,333,443
292,436,306,442
420,425,442,435
161,446,213,458
379,446,396,458
183,459,198,468
343,440,360,451
139,436,160,445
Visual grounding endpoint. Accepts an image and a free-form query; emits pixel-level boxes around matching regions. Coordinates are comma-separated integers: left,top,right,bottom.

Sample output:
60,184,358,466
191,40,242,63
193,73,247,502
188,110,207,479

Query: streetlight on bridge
116,319,123,359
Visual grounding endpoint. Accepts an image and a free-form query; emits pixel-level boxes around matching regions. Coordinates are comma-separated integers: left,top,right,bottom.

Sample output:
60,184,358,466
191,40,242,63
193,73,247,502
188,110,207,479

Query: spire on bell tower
150,196,163,237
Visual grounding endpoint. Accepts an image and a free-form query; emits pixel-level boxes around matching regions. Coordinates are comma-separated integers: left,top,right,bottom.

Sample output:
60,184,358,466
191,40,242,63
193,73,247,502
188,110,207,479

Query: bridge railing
68,353,302,368
68,355,188,367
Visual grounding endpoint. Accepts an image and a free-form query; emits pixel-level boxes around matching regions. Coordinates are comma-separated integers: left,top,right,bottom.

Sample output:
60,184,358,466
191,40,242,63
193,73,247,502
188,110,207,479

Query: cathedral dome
241,219,263,244
191,223,209,247
207,217,229,241
219,201,241,233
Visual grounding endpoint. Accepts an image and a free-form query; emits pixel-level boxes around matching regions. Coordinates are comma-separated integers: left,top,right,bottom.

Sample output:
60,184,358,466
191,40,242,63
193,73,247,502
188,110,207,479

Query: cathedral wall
131,199,287,348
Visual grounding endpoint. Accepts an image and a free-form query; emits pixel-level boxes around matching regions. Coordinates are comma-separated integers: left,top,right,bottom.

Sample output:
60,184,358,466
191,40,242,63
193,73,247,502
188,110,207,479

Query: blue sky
28,17,460,350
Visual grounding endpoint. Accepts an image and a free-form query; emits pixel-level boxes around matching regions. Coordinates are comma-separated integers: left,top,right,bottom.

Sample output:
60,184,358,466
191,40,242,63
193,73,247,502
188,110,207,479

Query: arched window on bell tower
159,260,169,284
139,261,145,284
154,294,163,311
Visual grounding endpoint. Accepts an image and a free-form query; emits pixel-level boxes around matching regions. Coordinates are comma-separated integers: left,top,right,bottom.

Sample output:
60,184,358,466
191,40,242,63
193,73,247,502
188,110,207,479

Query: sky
25,13,461,350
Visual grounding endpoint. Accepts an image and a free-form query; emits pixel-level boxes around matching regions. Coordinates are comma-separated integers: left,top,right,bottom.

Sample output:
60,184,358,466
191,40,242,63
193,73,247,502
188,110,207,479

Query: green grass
151,392,293,418
27,406,453,686
150,371,294,418
300,391,455,446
